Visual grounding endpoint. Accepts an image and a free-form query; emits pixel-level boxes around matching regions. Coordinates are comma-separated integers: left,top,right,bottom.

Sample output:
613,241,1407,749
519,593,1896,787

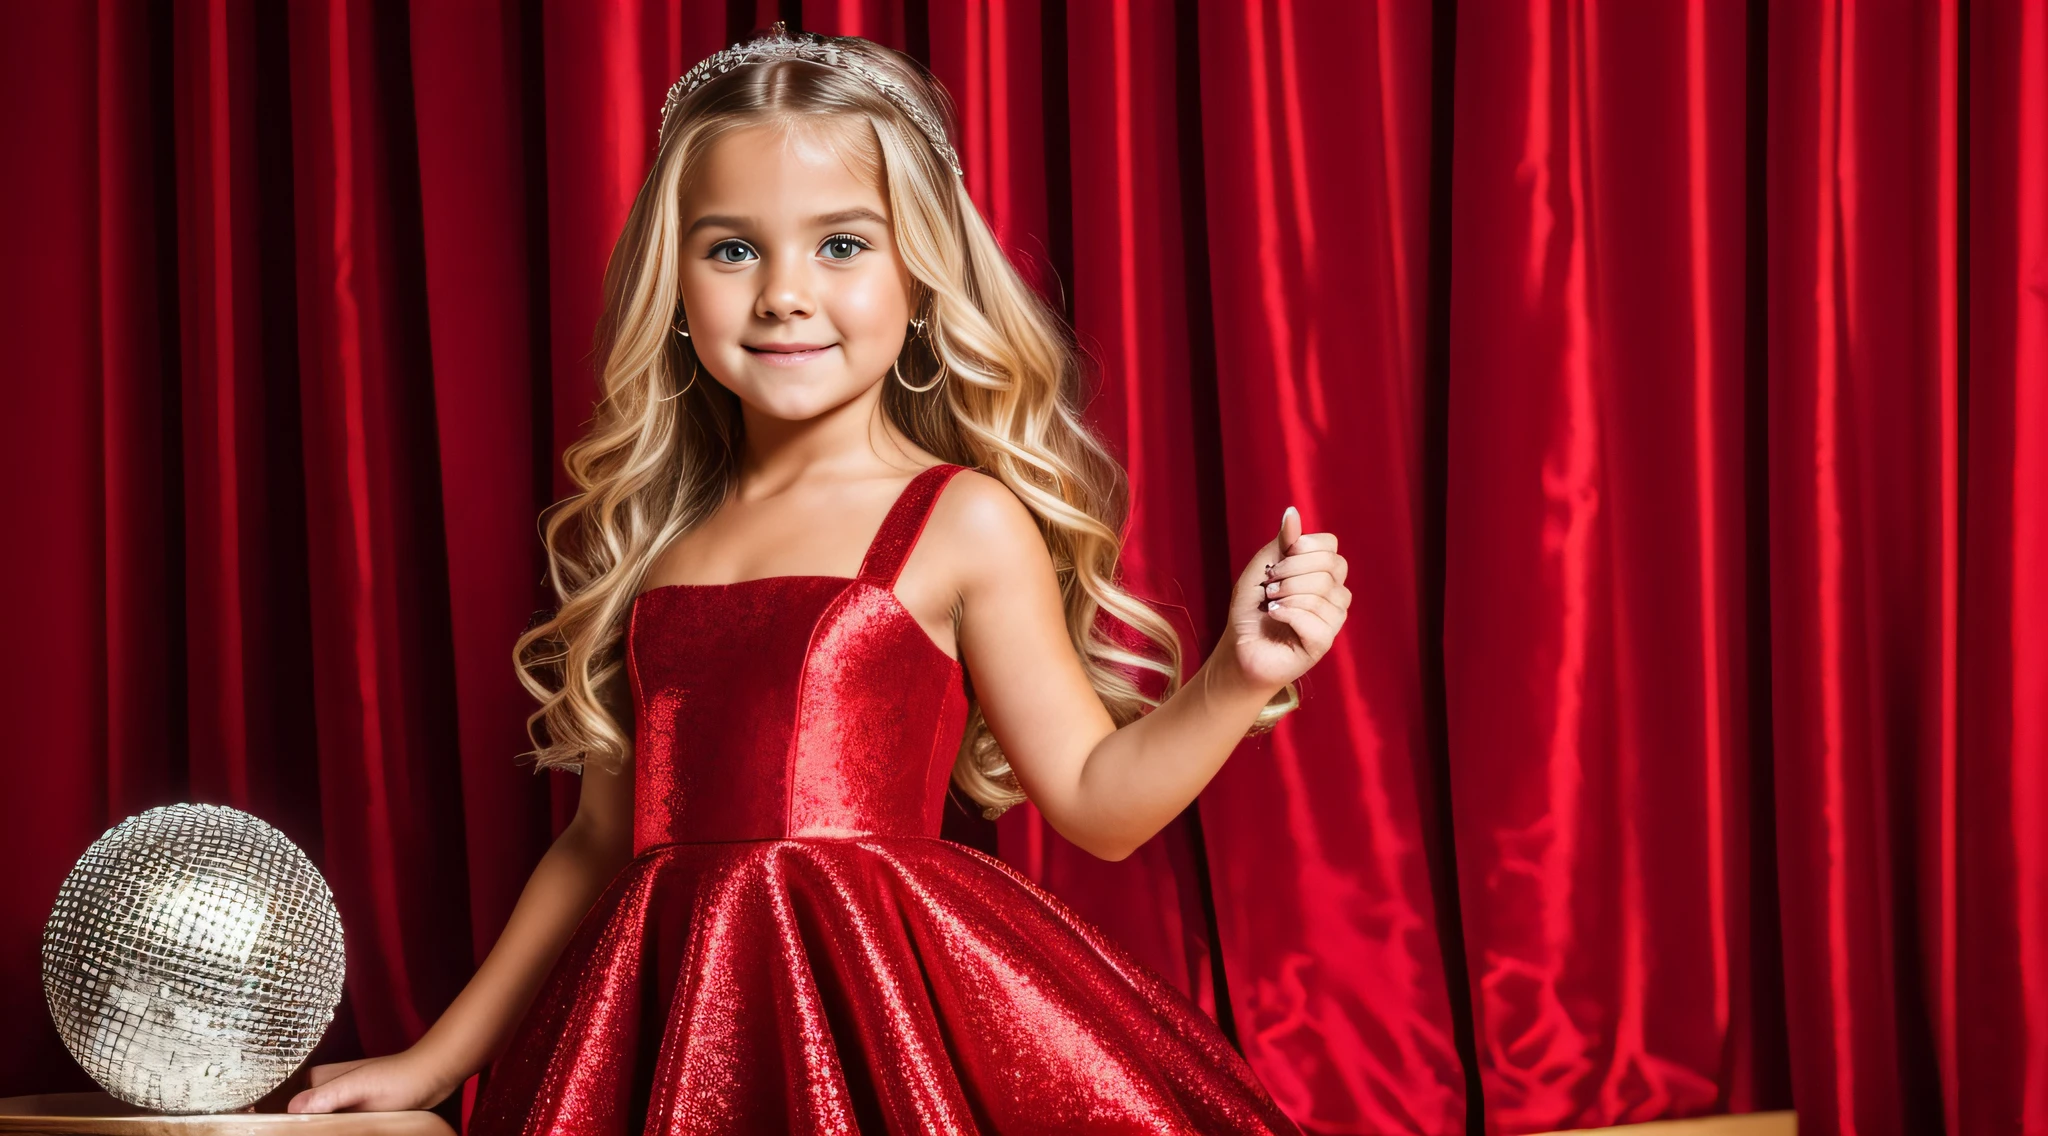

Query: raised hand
285,1050,456,1114
1223,505,1350,692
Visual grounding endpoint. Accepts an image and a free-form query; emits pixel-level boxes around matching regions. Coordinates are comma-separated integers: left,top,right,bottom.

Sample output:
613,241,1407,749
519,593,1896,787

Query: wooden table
0,1094,453,1136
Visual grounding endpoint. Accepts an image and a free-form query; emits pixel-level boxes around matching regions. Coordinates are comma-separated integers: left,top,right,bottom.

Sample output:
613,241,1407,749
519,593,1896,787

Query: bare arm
947,475,1349,861
288,752,636,1112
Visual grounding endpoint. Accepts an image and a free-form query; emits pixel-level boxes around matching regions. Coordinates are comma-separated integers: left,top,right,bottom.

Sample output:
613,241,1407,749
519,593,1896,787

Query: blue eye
823,234,871,261
710,240,756,264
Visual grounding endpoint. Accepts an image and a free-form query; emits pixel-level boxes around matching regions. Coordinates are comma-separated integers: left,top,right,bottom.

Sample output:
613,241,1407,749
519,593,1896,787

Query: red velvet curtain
1,3,2041,1135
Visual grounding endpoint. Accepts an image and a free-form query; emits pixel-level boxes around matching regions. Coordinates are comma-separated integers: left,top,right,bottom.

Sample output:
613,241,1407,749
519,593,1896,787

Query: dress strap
856,463,969,589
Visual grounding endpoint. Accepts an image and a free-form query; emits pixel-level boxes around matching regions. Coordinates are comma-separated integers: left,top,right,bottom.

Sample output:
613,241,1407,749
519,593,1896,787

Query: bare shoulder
924,468,1054,588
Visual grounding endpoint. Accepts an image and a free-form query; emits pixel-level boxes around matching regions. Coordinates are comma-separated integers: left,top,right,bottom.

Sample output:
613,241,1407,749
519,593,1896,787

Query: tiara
658,21,965,178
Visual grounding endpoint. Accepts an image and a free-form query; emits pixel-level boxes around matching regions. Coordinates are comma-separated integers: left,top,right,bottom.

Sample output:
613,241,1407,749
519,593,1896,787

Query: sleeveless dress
467,463,1299,1135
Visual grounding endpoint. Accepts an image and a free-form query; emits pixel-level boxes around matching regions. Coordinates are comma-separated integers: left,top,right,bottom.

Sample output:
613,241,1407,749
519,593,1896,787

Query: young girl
288,22,1348,1133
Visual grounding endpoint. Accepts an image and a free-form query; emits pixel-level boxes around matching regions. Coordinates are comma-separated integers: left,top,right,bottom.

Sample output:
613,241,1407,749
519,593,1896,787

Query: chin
738,382,860,422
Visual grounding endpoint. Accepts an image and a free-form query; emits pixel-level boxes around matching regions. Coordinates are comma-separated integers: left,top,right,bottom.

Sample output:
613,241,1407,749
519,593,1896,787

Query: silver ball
40,803,347,1114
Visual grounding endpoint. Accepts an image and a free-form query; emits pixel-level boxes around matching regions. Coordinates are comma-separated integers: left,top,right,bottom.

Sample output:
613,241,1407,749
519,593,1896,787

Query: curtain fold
1766,4,1958,1133
1,3,2041,1134
1444,0,1762,1129
1012,0,1227,1015
280,0,476,1054
1961,8,2048,1134
1196,2,1467,1131
1,0,116,1097
406,0,557,973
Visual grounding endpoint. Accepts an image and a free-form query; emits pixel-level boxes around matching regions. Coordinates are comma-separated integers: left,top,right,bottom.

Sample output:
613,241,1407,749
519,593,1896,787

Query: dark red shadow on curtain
1,3,2041,1135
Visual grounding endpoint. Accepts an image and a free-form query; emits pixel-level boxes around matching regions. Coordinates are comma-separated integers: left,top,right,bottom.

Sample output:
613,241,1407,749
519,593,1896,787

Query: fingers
1251,513,1338,591
1262,571,1349,606
1261,597,1338,650
1278,505,1303,555
287,1087,333,1114
288,1067,371,1114
1267,548,1347,586
307,1059,371,1089
1268,591,1345,625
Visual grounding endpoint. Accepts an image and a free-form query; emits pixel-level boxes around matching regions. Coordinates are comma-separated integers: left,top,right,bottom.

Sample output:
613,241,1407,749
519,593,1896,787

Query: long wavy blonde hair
513,30,1297,817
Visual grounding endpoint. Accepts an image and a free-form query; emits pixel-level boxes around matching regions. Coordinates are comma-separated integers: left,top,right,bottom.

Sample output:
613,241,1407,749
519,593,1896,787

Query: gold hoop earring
893,356,944,393
894,314,944,392
659,356,699,402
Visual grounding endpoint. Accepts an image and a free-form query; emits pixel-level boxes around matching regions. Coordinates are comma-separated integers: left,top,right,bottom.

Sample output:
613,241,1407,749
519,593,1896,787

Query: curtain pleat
0,0,117,1097
1196,2,1467,1131
1444,2,1765,1129
405,0,557,974
285,0,474,1052
1,4,2042,1134
1767,4,1963,1133
1960,8,2048,1135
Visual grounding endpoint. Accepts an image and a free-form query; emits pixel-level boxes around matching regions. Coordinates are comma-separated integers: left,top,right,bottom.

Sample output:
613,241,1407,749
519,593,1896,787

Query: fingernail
1265,581,1279,596
1285,505,1298,523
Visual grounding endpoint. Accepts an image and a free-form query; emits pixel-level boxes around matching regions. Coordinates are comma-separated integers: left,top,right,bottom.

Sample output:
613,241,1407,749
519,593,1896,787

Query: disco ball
40,803,347,1114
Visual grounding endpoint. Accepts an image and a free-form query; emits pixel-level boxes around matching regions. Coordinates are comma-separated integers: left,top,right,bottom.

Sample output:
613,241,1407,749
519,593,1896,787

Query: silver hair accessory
41,803,346,1113
658,20,965,178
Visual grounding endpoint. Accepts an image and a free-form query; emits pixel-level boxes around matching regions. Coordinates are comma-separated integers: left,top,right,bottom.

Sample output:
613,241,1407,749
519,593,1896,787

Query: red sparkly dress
467,463,1299,1135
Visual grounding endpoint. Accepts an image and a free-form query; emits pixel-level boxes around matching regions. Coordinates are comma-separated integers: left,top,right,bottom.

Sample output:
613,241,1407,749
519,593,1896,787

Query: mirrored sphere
40,803,346,1114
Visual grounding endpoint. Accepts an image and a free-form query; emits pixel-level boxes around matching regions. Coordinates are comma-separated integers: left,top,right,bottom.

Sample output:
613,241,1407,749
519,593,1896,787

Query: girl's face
676,121,917,420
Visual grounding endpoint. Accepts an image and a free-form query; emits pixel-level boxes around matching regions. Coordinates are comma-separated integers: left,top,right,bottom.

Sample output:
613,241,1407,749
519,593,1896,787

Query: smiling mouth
745,343,834,352
744,344,836,364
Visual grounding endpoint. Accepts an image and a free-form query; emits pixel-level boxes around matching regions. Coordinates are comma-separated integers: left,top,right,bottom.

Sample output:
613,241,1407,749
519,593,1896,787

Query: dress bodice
625,463,972,855
478,465,1300,1136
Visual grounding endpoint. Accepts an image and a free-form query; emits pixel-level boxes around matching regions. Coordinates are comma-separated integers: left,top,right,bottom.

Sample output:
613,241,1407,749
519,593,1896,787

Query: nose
754,247,816,321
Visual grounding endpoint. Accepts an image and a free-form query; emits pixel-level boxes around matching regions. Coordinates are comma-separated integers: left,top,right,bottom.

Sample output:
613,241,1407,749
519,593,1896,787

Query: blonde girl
290,23,1346,1133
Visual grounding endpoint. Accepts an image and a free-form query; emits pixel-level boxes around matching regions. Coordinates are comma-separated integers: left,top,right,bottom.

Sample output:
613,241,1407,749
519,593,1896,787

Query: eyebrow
685,207,889,236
